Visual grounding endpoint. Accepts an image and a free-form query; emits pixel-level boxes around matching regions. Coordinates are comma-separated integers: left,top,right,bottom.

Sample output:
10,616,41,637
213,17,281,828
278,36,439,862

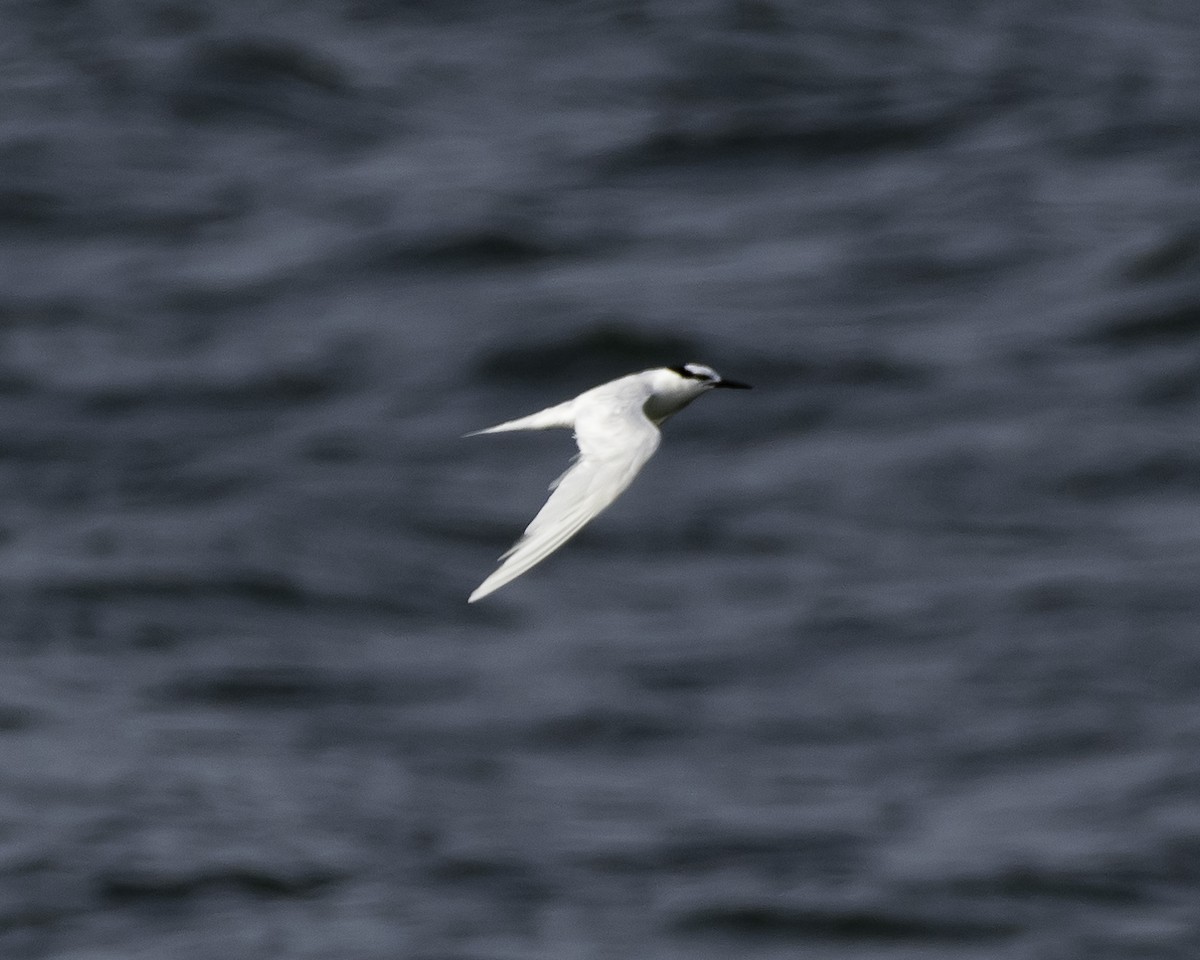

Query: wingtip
468,566,510,602
467,582,495,603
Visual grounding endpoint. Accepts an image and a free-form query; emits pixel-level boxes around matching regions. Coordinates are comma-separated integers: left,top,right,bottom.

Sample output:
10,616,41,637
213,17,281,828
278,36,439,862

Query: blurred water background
3,1,1200,957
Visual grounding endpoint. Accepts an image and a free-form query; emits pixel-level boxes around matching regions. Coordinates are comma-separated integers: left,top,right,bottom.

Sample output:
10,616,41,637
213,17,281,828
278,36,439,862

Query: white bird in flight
466,362,751,602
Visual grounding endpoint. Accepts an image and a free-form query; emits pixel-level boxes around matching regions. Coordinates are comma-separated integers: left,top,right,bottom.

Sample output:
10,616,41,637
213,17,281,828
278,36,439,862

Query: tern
466,362,750,602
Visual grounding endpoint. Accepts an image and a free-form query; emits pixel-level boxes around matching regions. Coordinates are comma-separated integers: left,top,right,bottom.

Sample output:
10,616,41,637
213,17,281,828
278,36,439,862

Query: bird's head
642,362,751,424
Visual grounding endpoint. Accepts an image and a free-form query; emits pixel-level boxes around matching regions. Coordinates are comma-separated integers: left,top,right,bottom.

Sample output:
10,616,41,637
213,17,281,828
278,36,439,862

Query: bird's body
467,363,750,602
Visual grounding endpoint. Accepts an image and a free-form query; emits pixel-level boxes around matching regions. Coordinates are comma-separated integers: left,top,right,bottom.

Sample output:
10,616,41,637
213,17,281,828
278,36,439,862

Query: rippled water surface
4,2,1200,957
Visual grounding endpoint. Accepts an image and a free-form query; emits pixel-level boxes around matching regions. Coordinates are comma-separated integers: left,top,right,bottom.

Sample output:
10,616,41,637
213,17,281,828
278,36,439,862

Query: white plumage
466,363,750,602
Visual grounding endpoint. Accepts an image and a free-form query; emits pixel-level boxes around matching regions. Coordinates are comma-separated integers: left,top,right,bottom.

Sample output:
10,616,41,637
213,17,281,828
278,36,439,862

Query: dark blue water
4,2,1200,957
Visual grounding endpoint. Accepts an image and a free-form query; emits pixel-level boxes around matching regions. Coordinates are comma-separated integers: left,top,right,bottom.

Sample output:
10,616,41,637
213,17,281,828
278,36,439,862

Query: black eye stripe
668,364,713,381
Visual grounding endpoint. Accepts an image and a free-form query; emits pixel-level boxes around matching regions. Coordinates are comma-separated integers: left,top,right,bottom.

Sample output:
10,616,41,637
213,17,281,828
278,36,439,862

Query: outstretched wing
468,398,660,603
